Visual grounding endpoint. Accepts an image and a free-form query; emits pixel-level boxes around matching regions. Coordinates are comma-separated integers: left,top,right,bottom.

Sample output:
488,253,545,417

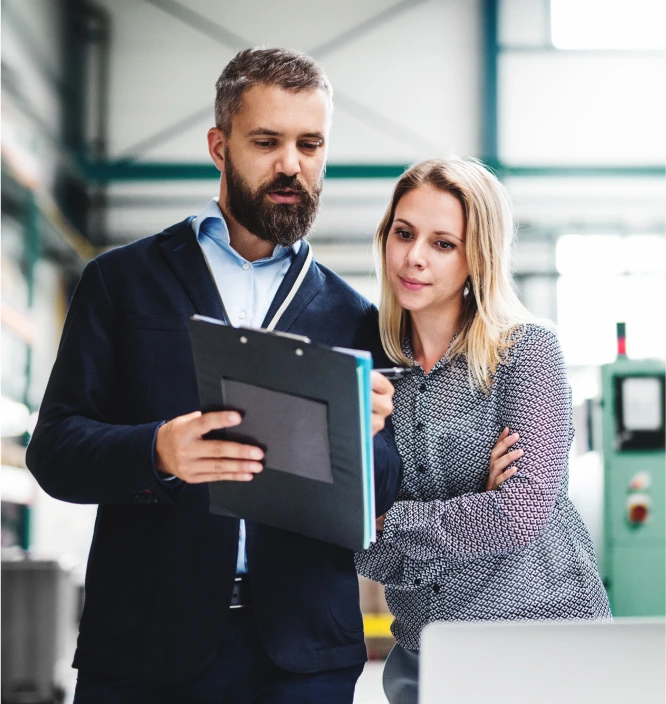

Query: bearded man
27,48,401,704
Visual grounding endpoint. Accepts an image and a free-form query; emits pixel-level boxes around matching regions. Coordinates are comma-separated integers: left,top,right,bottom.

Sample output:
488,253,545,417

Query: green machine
600,339,665,617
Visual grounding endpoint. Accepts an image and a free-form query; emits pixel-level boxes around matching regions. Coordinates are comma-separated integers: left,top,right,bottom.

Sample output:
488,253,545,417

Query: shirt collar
193,198,301,260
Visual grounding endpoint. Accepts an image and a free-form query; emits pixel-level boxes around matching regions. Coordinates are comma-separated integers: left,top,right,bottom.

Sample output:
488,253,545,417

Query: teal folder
188,315,377,550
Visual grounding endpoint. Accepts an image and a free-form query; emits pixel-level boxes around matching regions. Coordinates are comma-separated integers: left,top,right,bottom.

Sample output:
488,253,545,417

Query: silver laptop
420,618,665,704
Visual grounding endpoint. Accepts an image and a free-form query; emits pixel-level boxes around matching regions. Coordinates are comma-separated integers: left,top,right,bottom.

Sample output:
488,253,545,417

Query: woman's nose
405,241,426,268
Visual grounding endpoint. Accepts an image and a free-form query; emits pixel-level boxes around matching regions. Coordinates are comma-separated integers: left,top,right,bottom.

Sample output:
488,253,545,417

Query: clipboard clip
250,327,311,345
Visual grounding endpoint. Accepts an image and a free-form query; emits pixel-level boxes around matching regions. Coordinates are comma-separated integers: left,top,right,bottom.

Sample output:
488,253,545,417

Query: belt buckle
230,576,247,609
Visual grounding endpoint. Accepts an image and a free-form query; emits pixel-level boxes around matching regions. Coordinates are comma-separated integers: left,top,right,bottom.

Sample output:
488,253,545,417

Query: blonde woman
355,158,610,704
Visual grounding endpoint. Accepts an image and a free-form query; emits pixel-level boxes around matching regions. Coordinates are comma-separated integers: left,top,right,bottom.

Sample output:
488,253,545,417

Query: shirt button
242,263,250,271
414,578,422,586
417,464,426,473
238,310,246,319
416,422,424,430
419,383,426,393
432,584,440,594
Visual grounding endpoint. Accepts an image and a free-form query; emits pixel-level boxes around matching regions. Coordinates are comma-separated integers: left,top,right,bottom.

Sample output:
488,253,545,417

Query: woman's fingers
487,447,524,491
494,466,518,487
493,448,524,474
489,427,509,462
487,428,523,491
489,428,519,462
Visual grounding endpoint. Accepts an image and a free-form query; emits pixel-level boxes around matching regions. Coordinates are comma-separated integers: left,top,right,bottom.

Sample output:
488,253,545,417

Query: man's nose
274,144,301,177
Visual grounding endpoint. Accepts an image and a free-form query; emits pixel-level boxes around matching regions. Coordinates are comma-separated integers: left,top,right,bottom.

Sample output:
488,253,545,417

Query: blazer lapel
160,218,226,321
263,241,325,333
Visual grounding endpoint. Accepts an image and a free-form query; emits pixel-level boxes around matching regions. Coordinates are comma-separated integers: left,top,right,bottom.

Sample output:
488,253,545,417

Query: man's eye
255,141,275,148
301,141,321,151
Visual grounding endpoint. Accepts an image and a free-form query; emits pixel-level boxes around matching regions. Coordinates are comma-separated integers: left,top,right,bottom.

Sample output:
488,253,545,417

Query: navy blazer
27,219,402,682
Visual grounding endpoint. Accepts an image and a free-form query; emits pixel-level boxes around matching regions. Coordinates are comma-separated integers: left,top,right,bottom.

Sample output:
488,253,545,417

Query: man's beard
223,149,322,247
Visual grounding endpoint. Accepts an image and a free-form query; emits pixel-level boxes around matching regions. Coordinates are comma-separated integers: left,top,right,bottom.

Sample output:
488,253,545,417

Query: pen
375,366,413,380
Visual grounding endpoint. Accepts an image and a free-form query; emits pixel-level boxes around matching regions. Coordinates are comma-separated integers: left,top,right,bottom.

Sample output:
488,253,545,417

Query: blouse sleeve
380,325,574,566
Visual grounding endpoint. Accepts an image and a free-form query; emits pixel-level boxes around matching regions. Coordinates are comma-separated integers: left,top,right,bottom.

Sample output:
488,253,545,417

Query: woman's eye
395,229,412,240
436,240,453,250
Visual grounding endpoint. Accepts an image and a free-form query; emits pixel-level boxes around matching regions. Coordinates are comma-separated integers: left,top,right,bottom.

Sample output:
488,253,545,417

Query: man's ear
207,127,226,171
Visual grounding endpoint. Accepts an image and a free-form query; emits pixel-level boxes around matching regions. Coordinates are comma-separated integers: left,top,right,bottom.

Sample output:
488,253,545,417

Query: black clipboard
187,315,375,550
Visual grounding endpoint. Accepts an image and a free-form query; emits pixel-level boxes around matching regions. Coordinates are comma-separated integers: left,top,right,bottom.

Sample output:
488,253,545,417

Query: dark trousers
73,608,364,704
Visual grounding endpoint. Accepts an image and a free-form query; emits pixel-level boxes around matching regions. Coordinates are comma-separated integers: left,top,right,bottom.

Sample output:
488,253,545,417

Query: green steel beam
81,160,666,182
496,165,666,178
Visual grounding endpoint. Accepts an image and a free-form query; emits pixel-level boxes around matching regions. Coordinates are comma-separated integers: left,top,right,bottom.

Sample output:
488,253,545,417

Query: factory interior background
1,0,664,702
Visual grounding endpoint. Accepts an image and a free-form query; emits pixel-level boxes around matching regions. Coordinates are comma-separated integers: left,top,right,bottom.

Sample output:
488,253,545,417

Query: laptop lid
420,618,665,704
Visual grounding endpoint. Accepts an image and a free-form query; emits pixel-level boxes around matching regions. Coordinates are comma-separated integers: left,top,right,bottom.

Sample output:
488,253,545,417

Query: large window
551,0,666,50
556,234,666,365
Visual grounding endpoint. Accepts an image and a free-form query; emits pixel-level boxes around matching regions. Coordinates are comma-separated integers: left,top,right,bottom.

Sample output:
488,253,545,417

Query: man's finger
371,394,394,419
371,415,386,436
187,472,256,484
191,458,264,475
370,371,395,396
195,411,244,435
195,439,264,461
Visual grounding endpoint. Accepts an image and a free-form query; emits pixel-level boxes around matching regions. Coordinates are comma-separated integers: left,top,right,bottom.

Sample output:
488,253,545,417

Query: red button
629,504,648,523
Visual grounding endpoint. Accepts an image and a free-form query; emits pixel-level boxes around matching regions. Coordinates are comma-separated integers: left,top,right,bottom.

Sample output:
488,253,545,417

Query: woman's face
385,185,469,317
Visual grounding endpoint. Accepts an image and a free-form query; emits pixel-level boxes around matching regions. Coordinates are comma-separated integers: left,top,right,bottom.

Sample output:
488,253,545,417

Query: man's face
209,84,331,246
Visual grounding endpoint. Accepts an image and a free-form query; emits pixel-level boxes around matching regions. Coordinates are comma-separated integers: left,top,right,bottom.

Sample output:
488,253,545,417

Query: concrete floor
354,661,387,704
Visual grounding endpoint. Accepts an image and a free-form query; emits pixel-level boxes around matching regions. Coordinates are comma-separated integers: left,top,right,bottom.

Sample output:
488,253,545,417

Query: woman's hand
376,513,386,532
486,427,524,491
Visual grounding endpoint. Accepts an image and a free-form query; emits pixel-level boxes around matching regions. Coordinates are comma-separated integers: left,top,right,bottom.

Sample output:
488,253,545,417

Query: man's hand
376,512,386,532
155,410,264,484
370,371,395,436
486,426,523,491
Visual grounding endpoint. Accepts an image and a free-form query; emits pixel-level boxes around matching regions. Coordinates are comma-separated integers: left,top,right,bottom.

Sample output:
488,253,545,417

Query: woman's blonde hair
375,157,532,393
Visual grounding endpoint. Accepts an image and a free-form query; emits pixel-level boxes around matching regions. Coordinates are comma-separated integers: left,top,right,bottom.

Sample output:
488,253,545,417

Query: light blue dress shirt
192,198,300,573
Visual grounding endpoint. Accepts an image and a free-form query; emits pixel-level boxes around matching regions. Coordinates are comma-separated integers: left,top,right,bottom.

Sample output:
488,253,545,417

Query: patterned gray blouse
355,324,611,651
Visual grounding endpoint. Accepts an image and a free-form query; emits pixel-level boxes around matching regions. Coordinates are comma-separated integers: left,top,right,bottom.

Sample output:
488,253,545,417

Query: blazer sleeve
379,326,573,566
372,417,403,517
26,259,176,505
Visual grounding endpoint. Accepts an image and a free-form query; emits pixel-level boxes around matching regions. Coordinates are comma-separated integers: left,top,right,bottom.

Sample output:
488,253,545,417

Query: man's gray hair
215,47,333,134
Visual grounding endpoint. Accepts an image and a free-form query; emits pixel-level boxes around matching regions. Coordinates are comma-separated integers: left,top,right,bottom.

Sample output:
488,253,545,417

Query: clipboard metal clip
251,327,311,345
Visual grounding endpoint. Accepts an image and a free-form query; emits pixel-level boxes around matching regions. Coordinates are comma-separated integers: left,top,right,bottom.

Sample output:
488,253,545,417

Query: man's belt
230,576,252,609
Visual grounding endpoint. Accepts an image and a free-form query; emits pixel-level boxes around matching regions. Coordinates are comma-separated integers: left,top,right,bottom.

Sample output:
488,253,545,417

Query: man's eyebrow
393,218,464,243
247,128,280,137
246,128,325,141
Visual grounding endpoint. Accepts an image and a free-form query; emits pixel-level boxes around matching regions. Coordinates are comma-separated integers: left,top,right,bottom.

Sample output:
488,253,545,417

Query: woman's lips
267,190,300,204
399,276,430,291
